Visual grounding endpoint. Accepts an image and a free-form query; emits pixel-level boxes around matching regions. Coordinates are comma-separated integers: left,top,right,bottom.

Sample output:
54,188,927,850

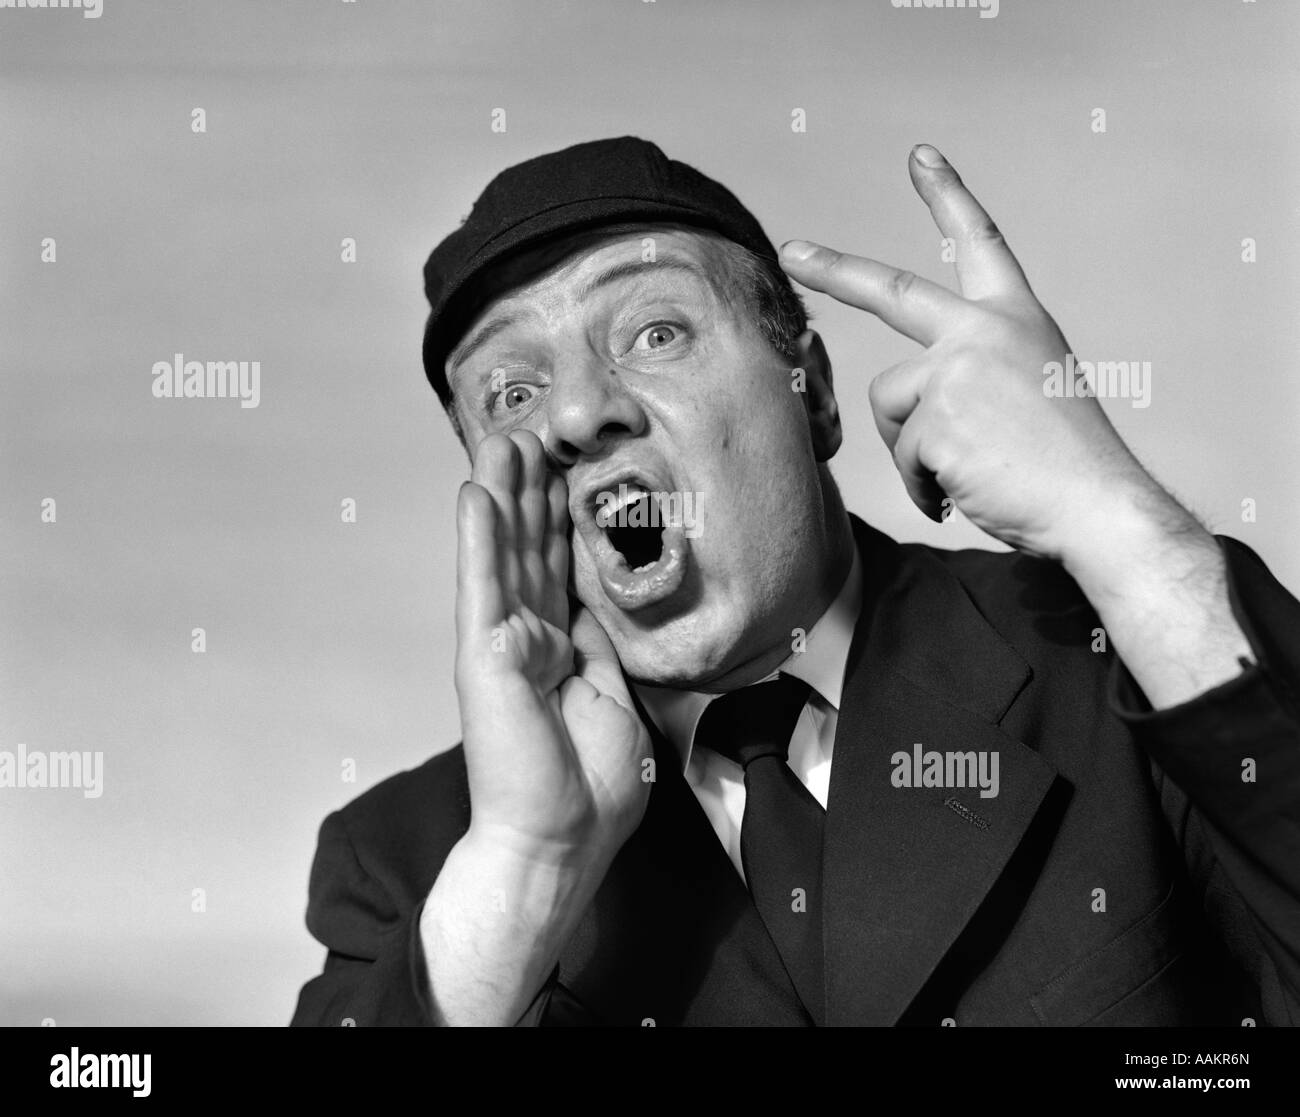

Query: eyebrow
575,254,713,301
448,254,714,382
449,312,524,379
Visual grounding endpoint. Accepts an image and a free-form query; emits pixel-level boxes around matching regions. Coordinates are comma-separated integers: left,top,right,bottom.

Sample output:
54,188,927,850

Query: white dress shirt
633,544,864,883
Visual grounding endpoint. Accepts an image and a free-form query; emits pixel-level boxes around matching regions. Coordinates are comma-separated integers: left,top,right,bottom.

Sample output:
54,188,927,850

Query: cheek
677,339,795,448
728,367,808,481
674,351,804,484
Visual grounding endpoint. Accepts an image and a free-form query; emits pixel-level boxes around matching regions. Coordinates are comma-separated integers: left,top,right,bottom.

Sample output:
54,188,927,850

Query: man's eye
632,323,680,352
492,383,537,414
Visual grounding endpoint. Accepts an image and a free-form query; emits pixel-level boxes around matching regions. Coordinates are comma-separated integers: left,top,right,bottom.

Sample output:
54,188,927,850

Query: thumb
571,607,630,701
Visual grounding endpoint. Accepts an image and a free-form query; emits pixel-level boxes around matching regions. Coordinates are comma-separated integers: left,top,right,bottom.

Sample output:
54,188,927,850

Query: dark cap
421,136,778,405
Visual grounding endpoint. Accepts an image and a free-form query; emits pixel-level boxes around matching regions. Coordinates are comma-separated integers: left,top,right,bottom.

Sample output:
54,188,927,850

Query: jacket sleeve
1110,536,1300,1025
289,808,559,1026
290,808,439,1026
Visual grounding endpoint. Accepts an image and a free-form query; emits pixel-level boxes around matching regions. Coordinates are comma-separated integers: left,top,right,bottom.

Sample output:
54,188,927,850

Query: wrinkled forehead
447,223,735,355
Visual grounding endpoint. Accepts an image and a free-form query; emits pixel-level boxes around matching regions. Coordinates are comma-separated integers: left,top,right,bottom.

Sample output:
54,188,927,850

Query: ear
793,330,841,462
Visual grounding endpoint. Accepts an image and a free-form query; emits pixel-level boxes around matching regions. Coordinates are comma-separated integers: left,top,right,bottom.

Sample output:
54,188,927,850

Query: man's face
447,226,840,688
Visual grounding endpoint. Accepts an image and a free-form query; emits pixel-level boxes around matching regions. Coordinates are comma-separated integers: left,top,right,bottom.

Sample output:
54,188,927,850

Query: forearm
1062,480,1253,710
419,824,608,1026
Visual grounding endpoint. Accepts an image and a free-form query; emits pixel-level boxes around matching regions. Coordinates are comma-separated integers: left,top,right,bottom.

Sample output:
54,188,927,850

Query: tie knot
696,673,812,769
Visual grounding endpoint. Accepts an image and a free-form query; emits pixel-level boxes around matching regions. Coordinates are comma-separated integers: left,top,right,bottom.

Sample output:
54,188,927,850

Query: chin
600,597,755,691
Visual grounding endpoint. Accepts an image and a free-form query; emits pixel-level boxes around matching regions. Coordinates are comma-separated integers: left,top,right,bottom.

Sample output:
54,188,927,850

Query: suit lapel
822,519,1061,1025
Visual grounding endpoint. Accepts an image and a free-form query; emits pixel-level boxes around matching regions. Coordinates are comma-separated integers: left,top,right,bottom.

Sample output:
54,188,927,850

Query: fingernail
912,144,947,168
780,239,818,263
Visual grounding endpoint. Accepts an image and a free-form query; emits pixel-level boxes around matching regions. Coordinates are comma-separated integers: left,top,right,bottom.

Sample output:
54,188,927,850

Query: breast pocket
1030,881,1197,1026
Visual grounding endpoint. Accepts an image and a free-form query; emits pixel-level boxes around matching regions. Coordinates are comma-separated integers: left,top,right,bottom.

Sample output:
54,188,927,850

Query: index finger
779,242,970,347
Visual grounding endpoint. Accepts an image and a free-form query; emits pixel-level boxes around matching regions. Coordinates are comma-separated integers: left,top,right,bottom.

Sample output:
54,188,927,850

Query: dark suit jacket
291,517,1300,1026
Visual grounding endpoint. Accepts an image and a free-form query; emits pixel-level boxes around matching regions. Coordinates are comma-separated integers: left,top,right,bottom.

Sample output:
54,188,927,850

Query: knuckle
968,221,1006,250
822,248,849,277
893,419,920,461
868,365,903,409
885,269,919,304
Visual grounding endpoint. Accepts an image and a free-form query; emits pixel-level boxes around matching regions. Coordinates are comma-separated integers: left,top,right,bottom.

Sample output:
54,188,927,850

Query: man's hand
779,143,1161,564
454,429,652,856
779,144,1252,709
421,429,651,1025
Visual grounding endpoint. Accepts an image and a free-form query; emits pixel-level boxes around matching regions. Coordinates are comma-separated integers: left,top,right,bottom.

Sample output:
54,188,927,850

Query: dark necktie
695,673,825,1025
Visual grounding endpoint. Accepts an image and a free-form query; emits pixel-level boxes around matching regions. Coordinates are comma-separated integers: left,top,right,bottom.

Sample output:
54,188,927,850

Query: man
291,137,1300,1026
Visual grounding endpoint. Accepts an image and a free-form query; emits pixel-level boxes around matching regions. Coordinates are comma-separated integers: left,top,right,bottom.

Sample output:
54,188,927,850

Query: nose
541,357,647,467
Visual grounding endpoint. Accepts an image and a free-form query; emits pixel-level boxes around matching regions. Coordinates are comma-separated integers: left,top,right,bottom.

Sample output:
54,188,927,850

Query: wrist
1056,479,1209,601
1053,480,1253,709
421,827,597,1028
422,825,606,958
460,819,612,882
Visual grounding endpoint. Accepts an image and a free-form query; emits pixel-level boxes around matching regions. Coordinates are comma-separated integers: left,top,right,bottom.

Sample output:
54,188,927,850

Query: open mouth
602,489,667,571
575,474,691,612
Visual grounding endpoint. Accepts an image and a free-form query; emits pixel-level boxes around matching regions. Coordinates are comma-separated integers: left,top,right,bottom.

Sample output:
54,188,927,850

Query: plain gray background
2,0,1297,1025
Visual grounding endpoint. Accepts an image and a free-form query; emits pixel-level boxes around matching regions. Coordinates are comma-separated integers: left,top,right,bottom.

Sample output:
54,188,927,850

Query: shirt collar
633,541,864,774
